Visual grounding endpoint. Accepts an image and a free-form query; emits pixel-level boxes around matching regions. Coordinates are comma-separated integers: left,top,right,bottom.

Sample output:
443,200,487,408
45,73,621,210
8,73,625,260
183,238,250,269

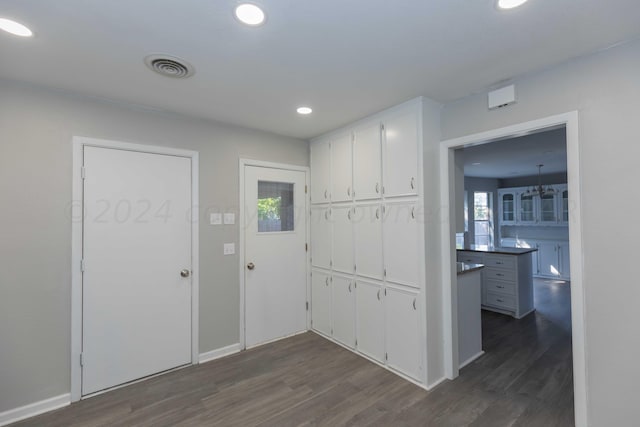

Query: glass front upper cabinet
518,192,536,224
561,187,569,224
539,192,558,224
499,191,516,225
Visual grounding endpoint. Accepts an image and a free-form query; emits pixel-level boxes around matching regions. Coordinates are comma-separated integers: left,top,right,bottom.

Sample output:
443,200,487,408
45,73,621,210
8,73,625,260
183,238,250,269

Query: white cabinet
331,206,354,275
355,280,385,362
558,185,569,225
353,124,382,201
332,275,356,348
385,287,421,380
559,242,571,279
310,139,331,204
354,204,383,280
517,192,537,225
311,206,331,269
382,111,419,198
331,133,353,203
537,242,560,278
311,270,332,336
498,190,517,226
538,192,558,225
383,202,420,288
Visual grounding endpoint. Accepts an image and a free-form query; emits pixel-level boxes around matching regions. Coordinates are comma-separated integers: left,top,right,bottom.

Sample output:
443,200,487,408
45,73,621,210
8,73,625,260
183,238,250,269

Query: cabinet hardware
325,277,329,286
413,298,417,310
411,207,415,219
375,208,380,219
496,273,504,277
348,283,352,293
497,285,504,289
324,189,328,199
496,261,504,265
497,299,504,303
306,302,309,311
384,268,387,278
375,183,380,194
354,264,357,272
348,210,352,220
347,186,351,197
377,290,381,300
410,177,415,190
384,288,387,296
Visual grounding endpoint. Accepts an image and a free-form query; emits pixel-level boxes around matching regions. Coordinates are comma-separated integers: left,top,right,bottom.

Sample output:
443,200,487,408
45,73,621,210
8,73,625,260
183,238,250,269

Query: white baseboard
427,376,448,390
199,343,241,364
459,351,485,370
0,394,70,427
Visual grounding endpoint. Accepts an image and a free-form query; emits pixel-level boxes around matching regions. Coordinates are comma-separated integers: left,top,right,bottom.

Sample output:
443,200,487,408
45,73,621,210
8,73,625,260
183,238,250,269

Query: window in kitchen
474,191,493,248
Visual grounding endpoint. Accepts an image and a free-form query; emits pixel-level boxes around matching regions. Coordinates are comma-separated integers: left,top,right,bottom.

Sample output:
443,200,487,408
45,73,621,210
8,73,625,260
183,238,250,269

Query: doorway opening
440,112,587,426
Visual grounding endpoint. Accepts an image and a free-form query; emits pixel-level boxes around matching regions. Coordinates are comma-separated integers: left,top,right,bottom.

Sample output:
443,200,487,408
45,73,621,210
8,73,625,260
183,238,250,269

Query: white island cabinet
309,97,441,389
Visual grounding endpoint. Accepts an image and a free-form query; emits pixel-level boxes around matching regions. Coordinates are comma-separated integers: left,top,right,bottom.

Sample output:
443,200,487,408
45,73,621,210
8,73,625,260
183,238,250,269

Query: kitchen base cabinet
385,287,422,381
311,270,332,337
332,275,356,348
355,279,385,362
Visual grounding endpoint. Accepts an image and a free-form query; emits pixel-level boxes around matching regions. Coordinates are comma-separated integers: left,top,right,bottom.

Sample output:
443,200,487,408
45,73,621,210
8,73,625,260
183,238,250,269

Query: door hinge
81,167,86,179
80,353,84,367
80,259,86,272
306,302,309,311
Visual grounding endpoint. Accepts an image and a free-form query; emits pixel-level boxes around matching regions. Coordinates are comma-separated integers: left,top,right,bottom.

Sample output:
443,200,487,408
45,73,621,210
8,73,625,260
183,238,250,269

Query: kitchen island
457,262,484,368
457,246,537,319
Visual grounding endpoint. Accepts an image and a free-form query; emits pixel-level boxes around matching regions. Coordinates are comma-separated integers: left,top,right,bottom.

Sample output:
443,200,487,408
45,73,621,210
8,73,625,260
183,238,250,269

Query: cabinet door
355,280,385,362
311,207,331,269
353,124,382,201
518,192,537,224
332,206,354,275
383,111,419,198
558,186,569,224
311,270,332,336
537,242,560,278
331,133,353,203
385,287,421,380
559,243,571,279
539,192,558,225
499,191,516,225
354,204,383,280
332,275,356,348
310,140,331,203
383,203,420,288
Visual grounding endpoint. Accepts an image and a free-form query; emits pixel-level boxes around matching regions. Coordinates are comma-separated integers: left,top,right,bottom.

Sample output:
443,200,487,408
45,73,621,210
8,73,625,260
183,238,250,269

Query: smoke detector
144,54,195,79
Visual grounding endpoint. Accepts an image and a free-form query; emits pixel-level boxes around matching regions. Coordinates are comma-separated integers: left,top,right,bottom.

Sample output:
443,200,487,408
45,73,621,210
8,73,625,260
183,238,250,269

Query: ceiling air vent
144,54,195,79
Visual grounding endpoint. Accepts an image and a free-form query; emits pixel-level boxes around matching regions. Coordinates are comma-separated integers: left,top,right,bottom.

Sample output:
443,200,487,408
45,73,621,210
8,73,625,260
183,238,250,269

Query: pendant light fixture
526,164,555,196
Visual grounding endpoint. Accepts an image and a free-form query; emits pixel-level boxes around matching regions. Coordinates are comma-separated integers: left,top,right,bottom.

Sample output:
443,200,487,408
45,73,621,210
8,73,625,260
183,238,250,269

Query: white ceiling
459,128,567,179
1,0,640,139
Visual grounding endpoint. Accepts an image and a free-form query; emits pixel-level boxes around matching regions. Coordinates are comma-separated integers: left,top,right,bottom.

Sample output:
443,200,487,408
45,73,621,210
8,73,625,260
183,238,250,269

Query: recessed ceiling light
297,107,313,115
497,0,529,10
0,18,33,37
234,3,266,26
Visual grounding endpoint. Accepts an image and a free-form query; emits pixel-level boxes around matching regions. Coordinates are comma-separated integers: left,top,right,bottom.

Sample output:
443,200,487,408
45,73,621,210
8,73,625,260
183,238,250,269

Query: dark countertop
457,262,485,276
457,245,538,255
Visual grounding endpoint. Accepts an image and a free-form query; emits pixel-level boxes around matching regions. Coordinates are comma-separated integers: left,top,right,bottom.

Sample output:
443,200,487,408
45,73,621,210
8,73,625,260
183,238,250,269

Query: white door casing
243,164,308,348
71,138,199,400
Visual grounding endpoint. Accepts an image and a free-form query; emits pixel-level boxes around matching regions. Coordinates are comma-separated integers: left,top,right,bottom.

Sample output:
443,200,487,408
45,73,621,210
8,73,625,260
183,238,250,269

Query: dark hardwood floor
12,279,573,426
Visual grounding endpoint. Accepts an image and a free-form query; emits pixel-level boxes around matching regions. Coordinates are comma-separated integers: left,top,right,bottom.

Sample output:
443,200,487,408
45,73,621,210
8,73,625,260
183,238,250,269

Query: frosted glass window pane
258,181,294,232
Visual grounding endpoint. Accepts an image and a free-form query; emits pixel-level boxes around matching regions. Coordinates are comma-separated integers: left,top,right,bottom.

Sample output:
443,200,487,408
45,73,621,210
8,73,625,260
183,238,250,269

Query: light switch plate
223,243,235,255
224,213,235,225
210,213,222,225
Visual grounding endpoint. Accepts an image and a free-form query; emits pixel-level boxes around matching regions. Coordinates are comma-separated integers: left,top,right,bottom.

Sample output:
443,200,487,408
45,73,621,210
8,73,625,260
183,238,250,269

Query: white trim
0,394,70,427
459,351,485,370
238,158,311,350
439,112,588,427
71,136,200,402
199,343,242,364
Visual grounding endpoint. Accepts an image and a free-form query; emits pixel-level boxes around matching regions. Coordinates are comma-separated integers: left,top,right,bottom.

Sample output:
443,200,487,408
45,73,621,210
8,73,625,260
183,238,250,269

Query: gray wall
442,38,640,425
0,79,308,412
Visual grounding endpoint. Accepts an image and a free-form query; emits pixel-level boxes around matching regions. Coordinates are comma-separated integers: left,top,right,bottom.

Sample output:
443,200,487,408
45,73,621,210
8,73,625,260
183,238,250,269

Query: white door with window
82,146,193,396
244,166,308,348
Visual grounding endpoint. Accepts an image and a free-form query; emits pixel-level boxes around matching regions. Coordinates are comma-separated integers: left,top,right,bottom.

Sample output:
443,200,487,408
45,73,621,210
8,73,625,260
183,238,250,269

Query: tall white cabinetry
309,99,435,388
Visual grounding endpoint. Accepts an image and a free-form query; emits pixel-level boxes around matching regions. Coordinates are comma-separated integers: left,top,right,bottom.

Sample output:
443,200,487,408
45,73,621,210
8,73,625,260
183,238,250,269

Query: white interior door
244,166,307,347
82,146,193,396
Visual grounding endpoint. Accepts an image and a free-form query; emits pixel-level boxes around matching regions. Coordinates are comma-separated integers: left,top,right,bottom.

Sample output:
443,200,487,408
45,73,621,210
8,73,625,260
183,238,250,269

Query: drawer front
486,279,516,296
457,252,483,264
484,255,515,269
486,292,516,310
485,268,515,282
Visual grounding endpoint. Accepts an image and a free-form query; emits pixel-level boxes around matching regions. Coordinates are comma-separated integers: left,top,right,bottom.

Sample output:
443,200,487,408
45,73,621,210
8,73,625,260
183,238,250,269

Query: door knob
247,262,255,270
180,269,190,278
